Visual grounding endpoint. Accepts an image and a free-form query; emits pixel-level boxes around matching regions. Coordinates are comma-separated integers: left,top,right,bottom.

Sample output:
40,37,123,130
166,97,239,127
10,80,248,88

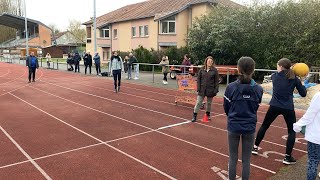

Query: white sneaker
164,81,168,85
162,80,166,84
318,172,320,178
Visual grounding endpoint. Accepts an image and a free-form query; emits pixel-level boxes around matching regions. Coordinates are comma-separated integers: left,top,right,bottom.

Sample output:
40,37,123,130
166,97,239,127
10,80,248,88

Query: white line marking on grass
29,86,277,174
8,92,177,180
0,126,52,180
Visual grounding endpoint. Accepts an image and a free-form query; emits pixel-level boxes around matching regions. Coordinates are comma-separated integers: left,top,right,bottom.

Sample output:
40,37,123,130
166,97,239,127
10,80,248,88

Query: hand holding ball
292,63,309,77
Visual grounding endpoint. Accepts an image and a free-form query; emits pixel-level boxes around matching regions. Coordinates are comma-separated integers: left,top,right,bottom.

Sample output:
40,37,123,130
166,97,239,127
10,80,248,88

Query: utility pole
24,0,29,57
93,0,97,53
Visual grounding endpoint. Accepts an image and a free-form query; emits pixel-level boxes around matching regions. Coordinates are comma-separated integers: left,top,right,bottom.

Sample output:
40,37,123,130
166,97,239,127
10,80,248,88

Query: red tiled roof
83,0,241,27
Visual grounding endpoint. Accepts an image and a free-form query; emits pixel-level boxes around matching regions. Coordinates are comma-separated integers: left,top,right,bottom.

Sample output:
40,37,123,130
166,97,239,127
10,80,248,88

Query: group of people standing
191,55,319,180
66,51,101,75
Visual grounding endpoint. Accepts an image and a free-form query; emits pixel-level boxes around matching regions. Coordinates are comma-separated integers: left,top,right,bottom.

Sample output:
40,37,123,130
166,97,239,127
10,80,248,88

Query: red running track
0,62,307,179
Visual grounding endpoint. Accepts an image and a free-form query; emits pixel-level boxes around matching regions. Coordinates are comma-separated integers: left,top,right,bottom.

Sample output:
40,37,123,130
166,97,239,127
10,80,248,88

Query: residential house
83,0,241,61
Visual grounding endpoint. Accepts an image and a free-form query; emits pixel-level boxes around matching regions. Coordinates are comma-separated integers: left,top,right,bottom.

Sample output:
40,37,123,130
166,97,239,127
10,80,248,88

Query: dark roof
0,13,51,30
83,0,242,28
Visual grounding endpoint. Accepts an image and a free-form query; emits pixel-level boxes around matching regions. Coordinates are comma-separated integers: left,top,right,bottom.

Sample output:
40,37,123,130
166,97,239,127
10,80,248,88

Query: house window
160,16,176,34
113,29,118,39
132,27,136,37
139,26,144,37
144,25,149,36
100,27,110,38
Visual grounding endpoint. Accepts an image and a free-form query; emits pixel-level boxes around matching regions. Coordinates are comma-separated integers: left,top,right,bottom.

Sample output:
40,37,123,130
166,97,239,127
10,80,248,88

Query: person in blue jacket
224,56,263,180
26,52,39,83
252,58,307,165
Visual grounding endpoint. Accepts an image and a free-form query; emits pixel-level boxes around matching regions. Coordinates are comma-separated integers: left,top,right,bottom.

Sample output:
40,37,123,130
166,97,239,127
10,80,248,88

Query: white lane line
29,86,276,174
55,80,290,130
197,123,307,153
0,69,10,77
43,81,187,121
157,121,191,130
156,131,276,174
0,126,52,180
42,80,307,153
9,92,177,180
0,130,156,170
0,69,26,85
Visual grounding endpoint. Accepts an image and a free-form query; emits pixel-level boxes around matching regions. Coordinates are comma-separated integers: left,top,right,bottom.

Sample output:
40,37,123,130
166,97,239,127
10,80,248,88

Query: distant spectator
66,53,74,71
83,51,92,75
26,52,39,83
123,55,129,73
110,51,124,92
128,52,137,80
73,51,81,73
45,53,51,69
93,52,101,75
159,56,169,85
181,54,191,74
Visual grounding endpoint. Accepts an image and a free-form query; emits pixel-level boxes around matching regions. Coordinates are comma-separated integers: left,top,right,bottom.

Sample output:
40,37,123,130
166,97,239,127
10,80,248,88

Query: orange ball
292,63,309,77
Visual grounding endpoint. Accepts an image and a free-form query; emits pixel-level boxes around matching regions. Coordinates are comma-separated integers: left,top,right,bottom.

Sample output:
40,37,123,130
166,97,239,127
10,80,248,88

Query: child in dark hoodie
252,58,307,165
224,57,263,180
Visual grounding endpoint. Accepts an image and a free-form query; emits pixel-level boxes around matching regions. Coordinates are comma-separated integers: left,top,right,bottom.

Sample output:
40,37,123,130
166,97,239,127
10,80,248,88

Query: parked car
170,64,238,84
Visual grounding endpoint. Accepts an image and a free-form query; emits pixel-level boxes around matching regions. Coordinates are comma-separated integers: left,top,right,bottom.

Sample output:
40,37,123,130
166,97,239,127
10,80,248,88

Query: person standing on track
252,58,307,165
110,51,124,93
93,52,101,75
293,92,320,180
26,52,39,83
191,56,219,122
73,51,81,73
83,51,92,75
223,57,263,180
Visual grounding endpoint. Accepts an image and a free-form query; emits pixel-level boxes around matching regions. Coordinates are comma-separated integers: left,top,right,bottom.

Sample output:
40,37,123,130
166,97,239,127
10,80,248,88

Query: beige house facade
83,0,240,61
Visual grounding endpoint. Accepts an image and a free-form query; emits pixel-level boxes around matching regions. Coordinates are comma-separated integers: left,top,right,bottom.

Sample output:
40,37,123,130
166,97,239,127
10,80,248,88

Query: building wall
85,2,213,55
28,25,52,48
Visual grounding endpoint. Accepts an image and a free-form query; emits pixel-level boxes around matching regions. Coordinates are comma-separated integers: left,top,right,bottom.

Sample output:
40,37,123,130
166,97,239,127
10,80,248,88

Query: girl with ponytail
224,57,263,180
252,58,307,165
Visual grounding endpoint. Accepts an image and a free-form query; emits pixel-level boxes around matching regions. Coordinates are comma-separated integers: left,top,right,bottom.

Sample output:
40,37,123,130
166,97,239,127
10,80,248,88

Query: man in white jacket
293,92,320,180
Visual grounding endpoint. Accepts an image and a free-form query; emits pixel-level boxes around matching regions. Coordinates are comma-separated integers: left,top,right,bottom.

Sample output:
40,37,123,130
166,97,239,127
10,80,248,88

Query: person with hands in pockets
191,56,219,122
293,91,320,180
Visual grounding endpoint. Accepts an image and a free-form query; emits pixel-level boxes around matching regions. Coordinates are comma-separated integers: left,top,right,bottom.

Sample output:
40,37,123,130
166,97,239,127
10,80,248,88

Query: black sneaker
283,155,296,165
252,147,258,155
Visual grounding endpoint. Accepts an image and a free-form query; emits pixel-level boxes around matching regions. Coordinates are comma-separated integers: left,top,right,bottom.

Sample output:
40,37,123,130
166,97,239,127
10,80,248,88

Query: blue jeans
307,141,320,180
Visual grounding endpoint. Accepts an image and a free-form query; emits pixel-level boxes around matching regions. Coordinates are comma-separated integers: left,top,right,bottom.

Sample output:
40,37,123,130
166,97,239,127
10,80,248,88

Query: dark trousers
255,105,296,155
74,62,80,72
113,69,121,89
85,64,92,74
95,64,101,75
163,73,168,81
28,67,36,81
228,132,254,180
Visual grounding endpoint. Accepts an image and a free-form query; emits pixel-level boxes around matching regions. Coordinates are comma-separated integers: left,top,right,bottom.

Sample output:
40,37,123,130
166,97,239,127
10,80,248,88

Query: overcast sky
25,0,276,30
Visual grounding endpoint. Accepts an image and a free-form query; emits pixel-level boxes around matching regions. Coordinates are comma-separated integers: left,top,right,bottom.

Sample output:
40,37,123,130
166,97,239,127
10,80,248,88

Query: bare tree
67,19,86,42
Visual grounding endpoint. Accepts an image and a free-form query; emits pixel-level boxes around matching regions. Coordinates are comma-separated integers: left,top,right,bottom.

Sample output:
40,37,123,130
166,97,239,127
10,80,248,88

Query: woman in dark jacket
191,56,219,122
